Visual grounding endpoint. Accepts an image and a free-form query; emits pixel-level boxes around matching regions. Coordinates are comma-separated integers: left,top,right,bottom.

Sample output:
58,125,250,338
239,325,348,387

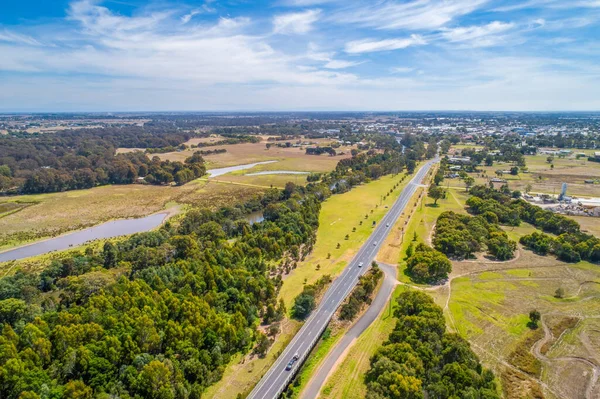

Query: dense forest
365,291,499,399
0,127,207,194
0,184,320,398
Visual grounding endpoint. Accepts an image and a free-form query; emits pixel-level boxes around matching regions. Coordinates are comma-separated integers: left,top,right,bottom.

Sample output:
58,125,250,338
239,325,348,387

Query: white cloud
333,0,488,30
273,9,321,34
440,21,514,47
181,10,200,24
323,60,363,69
279,0,337,5
68,0,173,36
390,67,415,73
345,35,426,53
493,0,600,12
0,29,41,46
0,1,357,90
2,0,600,112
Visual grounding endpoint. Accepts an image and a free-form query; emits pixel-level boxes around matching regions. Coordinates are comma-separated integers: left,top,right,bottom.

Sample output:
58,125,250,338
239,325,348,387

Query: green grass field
278,172,413,308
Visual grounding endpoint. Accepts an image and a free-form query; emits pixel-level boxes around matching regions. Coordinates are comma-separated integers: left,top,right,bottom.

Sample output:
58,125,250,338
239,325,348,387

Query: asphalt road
301,262,397,399
248,159,437,399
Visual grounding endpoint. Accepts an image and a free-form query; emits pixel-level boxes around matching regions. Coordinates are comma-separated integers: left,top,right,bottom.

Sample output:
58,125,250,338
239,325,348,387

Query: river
1,161,279,263
0,212,169,263
207,161,277,177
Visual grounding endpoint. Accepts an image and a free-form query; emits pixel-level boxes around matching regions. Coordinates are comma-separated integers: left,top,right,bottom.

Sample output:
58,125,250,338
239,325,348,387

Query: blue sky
1,0,599,111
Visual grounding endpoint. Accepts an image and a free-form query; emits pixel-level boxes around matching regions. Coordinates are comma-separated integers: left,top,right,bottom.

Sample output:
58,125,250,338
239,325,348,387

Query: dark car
286,353,300,370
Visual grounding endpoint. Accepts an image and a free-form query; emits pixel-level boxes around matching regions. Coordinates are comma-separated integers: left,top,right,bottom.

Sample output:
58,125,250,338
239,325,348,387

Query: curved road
301,262,397,399
248,159,437,399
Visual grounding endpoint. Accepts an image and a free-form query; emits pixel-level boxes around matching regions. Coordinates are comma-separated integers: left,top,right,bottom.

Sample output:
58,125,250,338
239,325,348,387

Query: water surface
245,211,265,225
0,212,169,263
207,161,278,177
246,170,309,176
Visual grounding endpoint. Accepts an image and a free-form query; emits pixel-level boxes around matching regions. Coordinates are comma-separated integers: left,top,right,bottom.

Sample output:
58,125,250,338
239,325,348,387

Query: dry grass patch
158,139,352,171
0,180,263,251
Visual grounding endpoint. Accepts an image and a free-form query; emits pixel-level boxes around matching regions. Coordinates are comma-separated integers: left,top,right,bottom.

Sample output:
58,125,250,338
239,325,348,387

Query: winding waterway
0,212,169,263
1,161,283,262
207,161,277,177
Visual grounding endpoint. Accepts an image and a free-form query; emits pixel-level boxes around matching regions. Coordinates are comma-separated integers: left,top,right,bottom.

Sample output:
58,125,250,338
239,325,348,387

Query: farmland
155,137,353,170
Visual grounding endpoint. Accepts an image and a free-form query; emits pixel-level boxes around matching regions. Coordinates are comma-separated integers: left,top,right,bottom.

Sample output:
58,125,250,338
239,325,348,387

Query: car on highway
286,353,300,370
386,223,389,227
358,262,363,267
373,241,377,246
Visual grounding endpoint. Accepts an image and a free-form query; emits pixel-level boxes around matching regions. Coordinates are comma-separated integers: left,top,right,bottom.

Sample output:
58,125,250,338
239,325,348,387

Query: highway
301,262,397,399
248,158,437,399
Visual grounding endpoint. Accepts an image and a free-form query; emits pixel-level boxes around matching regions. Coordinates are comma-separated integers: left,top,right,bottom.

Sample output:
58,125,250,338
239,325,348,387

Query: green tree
406,243,452,283
64,380,93,399
428,185,446,205
102,241,118,268
135,360,175,399
529,310,541,329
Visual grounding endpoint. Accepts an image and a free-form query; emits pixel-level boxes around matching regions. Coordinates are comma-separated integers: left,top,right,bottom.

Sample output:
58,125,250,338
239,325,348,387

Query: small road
301,262,397,399
248,159,437,399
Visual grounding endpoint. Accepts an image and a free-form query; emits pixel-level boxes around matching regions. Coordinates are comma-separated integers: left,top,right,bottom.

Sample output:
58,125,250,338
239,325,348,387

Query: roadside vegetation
203,133,434,398
365,291,499,399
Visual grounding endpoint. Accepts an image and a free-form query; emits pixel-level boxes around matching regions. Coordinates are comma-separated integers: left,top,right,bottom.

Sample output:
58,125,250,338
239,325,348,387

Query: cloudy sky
1,0,599,111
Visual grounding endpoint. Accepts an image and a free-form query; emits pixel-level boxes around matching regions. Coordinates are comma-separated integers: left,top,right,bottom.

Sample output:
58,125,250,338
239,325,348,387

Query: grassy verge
318,285,410,398
279,172,413,308
396,186,468,282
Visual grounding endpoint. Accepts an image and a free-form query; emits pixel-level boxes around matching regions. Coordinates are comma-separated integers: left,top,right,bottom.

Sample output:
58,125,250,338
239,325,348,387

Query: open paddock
157,138,352,169
0,180,263,251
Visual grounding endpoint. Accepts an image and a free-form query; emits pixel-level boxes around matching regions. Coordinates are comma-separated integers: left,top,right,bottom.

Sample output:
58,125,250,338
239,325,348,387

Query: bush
291,275,332,320
365,291,499,399
406,243,452,283
487,231,517,260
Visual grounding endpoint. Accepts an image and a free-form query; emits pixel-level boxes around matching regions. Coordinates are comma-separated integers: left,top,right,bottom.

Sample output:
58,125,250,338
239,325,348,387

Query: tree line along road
248,158,438,399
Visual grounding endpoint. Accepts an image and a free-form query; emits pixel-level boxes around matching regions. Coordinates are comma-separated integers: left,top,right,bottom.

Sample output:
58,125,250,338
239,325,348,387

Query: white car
373,241,377,246
358,262,363,267
386,223,389,227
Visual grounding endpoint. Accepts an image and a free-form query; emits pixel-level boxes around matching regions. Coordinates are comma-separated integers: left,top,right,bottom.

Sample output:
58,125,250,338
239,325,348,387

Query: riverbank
0,207,178,264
